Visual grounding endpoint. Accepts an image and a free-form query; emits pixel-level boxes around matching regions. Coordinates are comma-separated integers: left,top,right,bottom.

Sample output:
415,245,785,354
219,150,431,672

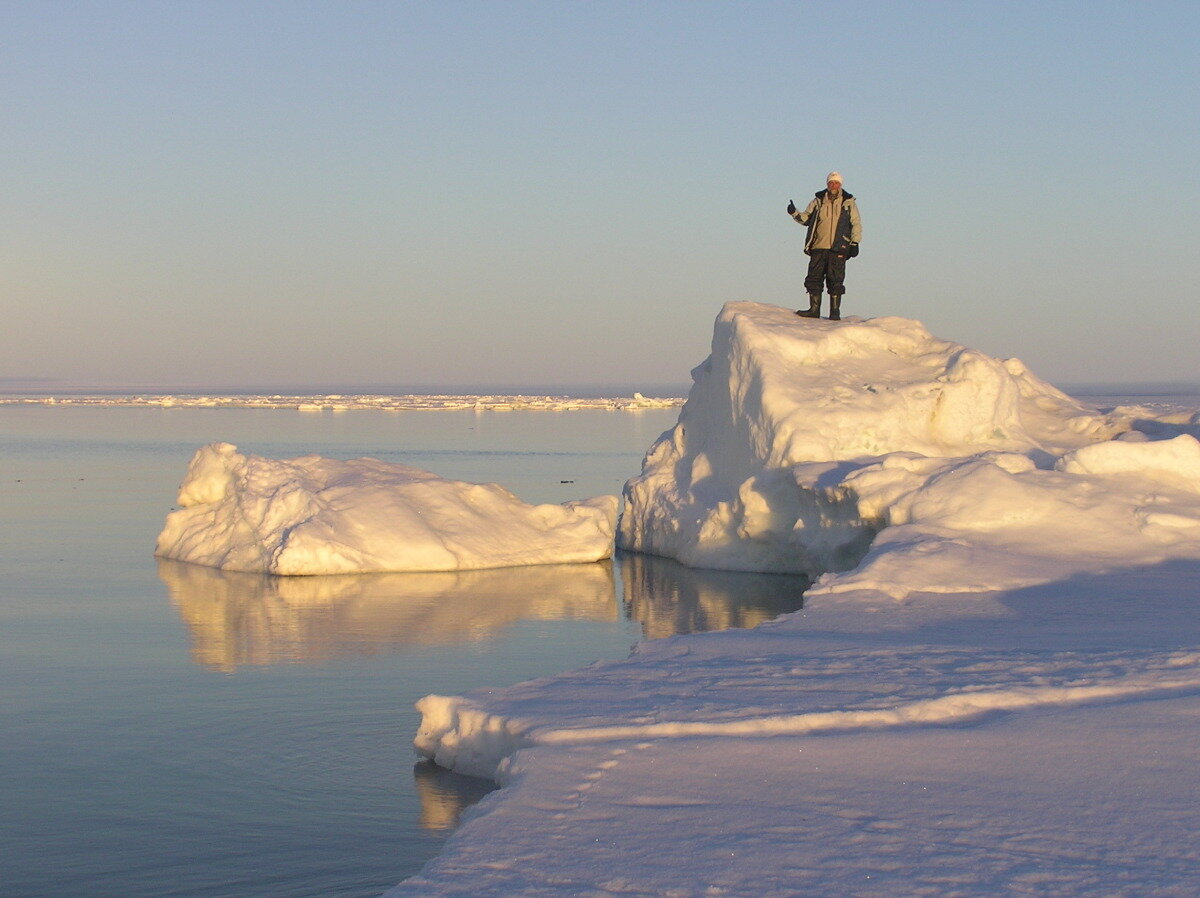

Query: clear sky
4,0,1198,392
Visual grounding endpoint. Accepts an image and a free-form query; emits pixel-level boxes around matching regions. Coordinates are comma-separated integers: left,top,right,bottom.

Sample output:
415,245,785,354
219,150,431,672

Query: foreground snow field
394,582,1200,896
395,304,1200,896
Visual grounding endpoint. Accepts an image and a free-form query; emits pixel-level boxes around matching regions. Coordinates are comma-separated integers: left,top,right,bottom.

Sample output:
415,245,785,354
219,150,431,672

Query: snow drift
155,442,617,575
619,302,1200,582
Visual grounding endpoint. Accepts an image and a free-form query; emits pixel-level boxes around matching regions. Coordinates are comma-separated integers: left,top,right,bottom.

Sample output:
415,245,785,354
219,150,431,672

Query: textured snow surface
398,567,1200,896
396,304,1200,896
155,442,617,574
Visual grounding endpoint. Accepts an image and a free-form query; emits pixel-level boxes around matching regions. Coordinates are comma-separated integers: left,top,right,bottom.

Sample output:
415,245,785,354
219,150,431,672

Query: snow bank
413,651,1200,779
155,442,617,575
619,302,1200,581
812,439,1200,599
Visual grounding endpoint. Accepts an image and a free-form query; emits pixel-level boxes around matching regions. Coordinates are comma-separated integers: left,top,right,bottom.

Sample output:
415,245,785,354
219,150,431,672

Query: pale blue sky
4,1,1198,391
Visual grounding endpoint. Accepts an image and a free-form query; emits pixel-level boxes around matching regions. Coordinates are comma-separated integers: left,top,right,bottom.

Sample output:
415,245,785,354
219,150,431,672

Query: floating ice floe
155,442,617,575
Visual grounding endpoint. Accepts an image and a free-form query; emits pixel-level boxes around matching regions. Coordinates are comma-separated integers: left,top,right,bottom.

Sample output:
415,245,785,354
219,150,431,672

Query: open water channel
0,404,809,897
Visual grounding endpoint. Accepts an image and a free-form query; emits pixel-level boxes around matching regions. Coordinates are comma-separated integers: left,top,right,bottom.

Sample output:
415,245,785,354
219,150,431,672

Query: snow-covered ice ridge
619,302,1200,578
397,303,1200,896
0,392,683,411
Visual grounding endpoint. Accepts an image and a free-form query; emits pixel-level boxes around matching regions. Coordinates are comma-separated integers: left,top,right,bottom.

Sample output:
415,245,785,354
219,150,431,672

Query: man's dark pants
804,250,846,296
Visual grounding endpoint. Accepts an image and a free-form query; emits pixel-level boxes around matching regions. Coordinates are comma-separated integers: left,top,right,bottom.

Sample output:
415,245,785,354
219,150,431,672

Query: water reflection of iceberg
412,761,497,831
159,559,619,671
619,553,808,639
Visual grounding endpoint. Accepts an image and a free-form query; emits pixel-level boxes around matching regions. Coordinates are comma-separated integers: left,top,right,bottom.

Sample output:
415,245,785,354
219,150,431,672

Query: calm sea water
0,406,808,897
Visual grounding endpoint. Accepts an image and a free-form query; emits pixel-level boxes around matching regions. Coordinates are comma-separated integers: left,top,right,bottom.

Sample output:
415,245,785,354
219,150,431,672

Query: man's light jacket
792,190,862,255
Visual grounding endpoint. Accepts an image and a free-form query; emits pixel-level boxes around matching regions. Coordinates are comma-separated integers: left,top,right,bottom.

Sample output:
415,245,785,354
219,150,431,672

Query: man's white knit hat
826,171,843,184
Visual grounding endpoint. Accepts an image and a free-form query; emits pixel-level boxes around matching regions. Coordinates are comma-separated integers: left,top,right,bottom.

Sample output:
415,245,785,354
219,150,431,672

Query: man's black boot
796,294,821,318
829,295,842,321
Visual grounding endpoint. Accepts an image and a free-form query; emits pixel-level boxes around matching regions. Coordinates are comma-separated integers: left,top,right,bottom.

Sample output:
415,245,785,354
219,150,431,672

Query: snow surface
394,303,1200,896
155,442,617,575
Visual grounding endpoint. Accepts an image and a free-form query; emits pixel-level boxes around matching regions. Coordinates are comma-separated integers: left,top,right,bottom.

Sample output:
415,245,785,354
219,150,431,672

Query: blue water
0,406,808,897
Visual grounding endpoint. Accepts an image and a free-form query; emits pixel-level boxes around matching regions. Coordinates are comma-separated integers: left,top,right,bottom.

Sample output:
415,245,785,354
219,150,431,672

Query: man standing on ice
787,171,861,320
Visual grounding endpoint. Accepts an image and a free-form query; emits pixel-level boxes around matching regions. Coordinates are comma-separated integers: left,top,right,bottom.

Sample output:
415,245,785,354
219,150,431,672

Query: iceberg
155,442,617,575
619,302,1199,582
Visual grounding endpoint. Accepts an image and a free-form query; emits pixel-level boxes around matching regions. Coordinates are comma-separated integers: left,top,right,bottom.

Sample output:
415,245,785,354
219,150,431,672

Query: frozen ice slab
155,442,617,575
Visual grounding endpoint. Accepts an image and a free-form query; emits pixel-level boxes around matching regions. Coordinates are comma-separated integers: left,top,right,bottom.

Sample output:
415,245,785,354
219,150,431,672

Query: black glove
786,199,796,215
847,243,859,258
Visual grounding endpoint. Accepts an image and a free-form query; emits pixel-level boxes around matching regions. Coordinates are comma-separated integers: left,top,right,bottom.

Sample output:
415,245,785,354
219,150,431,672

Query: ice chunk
619,302,1146,575
156,443,617,575
1057,433,1200,491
